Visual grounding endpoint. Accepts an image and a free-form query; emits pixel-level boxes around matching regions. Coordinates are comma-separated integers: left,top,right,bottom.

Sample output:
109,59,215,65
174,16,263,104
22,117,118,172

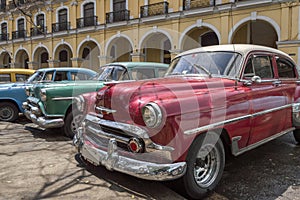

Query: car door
275,55,298,130
243,52,288,145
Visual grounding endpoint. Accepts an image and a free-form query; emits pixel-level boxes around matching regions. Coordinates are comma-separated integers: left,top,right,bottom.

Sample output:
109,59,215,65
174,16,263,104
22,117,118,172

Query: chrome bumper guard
80,138,186,181
22,102,64,129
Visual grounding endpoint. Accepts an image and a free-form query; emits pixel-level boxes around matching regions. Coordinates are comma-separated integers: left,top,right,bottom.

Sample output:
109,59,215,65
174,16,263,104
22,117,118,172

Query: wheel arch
0,99,21,112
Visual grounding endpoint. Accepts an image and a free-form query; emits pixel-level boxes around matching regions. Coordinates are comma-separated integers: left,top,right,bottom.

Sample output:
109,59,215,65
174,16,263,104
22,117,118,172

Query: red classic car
73,44,300,199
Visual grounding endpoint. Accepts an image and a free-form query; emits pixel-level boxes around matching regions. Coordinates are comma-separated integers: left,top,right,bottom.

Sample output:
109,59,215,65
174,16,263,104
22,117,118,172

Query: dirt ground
0,116,300,200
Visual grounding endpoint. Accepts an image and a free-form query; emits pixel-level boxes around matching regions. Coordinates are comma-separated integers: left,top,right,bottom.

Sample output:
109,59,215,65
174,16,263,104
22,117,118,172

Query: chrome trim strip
184,104,292,135
95,106,116,114
52,97,75,101
232,127,295,156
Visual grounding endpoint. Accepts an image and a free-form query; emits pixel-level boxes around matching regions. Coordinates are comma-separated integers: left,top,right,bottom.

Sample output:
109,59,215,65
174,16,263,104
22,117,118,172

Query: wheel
182,131,225,199
63,109,83,139
0,102,19,122
293,129,300,143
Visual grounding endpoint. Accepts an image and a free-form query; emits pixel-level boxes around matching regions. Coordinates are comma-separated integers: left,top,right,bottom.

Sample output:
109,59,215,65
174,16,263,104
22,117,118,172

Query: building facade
0,0,299,71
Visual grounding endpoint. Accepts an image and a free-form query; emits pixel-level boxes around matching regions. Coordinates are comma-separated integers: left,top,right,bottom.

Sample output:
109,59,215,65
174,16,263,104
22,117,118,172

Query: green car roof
106,62,169,69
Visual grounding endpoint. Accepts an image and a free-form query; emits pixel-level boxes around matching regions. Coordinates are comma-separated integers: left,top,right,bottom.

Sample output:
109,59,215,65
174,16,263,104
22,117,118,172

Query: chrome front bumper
22,102,64,129
79,138,186,181
73,114,187,181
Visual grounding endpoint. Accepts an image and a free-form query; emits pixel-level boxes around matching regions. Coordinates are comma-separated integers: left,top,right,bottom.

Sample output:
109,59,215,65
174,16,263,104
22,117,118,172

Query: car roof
105,62,169,69
36,67,96,73
0,68,35,74
176,44,293,60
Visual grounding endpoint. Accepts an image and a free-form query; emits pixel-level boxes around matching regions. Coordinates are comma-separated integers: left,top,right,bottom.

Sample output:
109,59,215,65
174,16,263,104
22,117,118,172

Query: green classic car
22,62,168,138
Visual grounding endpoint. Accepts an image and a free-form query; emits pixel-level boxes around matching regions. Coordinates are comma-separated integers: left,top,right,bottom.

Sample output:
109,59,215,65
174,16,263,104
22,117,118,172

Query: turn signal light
128,138,144,153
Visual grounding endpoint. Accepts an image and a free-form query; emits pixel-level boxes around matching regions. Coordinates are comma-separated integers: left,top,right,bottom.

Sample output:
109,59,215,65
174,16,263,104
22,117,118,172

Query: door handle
273,80,281,86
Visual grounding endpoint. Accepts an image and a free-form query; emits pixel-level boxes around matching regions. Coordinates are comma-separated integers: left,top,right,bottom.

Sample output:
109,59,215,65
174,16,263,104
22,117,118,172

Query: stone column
71,58,84,67
47,59,60,68
130,52,145,62
27,61,39,70
98,56,113,66
169,49,182,60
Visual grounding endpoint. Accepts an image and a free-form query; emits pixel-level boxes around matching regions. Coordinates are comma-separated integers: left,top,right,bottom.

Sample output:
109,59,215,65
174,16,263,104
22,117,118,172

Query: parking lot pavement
0,116,299,200
0,117,184,200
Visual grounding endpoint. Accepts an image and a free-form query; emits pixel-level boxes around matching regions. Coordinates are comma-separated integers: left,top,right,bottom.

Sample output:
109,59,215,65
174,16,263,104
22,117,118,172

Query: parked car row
72,44,300,199
1,44,300,199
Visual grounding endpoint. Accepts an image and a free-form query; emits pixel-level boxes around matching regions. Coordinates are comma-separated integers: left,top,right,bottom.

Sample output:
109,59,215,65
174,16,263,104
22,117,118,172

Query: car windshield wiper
193,64,212,78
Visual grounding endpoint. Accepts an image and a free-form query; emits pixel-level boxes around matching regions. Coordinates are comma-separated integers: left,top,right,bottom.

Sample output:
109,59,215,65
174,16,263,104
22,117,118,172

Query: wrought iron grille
12,30,26,39
106,10,130,23
0,33,8,41
76,16,98,28
30,26,47,37
183,0,215,10
141,2,168,18
52,22,70,32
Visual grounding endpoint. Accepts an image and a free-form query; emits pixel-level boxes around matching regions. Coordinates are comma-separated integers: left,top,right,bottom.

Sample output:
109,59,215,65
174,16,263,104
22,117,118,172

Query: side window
71,72,91,80
44,71,54,81
158,68,167,77
16,74,30,82
111,67,126,81
243,55,273,79
0,74,11,82
132,68,155,80
243,57,254,78
54,72,68,81
276,56,296,78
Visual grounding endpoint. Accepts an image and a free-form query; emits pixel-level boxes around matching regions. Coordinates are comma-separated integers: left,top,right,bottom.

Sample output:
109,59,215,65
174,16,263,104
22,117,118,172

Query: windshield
26,71,44,83
166,51,242,78
96,66,128,81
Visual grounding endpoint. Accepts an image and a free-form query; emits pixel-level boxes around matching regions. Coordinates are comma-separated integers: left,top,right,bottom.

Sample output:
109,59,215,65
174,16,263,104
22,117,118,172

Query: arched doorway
107,37,133,62
78,41,100,71
15,50,29,69
33,47,49,68
141,32,171,64
232,20,278,48
54,44,73,67
182,27,219,51
0,52,11,68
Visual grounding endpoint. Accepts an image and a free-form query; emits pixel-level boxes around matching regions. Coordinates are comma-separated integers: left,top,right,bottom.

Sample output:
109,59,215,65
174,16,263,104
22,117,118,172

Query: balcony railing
0,33,8,41
76,16,98,28
183,0,215,10
141,2,168,18
12,30,26,39
30,26,47,37
106,10,130,23
52,22,70,32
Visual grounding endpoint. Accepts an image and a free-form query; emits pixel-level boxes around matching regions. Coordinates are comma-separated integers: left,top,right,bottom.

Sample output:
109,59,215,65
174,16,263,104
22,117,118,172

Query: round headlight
142,102,162,128
40,89,47,101
25,86,30,96
75,95,85,112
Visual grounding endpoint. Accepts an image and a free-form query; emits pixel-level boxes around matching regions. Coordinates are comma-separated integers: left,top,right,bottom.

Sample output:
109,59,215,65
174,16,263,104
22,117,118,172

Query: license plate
81,145,100,166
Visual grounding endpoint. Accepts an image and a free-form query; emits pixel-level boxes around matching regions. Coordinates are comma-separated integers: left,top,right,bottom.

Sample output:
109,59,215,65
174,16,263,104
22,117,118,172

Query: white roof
176,44,292,60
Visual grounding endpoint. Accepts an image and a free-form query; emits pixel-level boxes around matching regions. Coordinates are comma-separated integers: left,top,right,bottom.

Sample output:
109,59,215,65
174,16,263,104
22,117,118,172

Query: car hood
95,75,236,122
0,82,27,89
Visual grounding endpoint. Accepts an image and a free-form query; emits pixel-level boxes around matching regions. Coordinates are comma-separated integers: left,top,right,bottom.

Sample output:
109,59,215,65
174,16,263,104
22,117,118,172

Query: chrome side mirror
251,76,262,84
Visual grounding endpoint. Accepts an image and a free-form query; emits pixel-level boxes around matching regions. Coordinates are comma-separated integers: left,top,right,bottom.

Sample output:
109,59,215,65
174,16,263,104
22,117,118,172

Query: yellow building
0,0,300,71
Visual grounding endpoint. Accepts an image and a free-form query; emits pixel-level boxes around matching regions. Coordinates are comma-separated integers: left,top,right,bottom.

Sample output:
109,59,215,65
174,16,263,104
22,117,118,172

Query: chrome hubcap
0,106,13,120
193,145,221,188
